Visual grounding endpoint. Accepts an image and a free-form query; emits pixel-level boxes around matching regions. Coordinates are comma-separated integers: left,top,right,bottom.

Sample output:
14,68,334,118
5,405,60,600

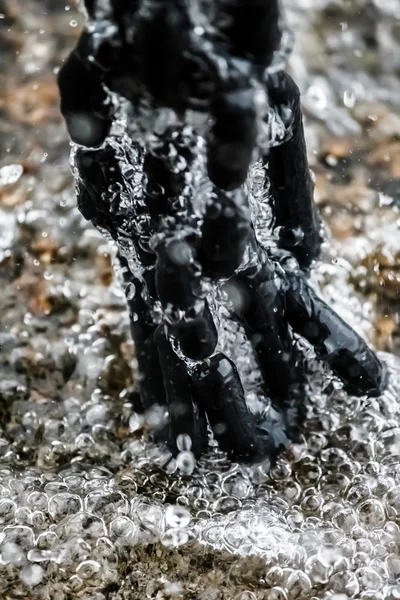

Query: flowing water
1,0,400,598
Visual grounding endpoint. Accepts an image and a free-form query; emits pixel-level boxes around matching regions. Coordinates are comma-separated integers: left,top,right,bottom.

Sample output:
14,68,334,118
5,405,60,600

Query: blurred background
1,1,400,598
1,0,400,363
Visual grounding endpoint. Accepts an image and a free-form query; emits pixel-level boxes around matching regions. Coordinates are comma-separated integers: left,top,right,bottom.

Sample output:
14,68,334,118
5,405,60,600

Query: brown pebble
95,252,114,286
375,315,398,352
366,141,400,179
330,213,356,240
2,78,61,126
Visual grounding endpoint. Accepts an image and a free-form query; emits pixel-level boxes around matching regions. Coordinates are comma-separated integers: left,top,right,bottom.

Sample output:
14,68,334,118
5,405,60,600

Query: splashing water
1,0,400,598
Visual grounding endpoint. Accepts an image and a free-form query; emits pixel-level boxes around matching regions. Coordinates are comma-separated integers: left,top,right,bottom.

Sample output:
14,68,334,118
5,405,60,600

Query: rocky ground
1,0,400,598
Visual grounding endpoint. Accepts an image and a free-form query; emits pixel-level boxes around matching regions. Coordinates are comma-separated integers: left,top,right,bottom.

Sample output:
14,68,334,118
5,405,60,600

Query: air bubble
356,567,382,590
305,555,332,584
125,282,136,300
86,404,109,426
19,564,44,587
109,516,137,545
48,493,82,520
268,588,288,600
165,505,191,528
36,531,59,550
161,528,189,548
234,592,257,600
3,2,400,597
1,541,26,566
76,559,101,579
358,499,386,530
0,498,17,521
85,490,129,518
329,570,360,596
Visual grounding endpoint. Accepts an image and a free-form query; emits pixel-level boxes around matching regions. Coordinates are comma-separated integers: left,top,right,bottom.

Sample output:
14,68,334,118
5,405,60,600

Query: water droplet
0,164,23,187
176,451,196,475
343,89,356,108
176,433,192,452
125,282,136,300
129,412,143,432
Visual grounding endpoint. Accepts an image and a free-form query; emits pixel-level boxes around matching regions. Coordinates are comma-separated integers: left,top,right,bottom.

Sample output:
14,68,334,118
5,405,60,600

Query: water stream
0,0,400,598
